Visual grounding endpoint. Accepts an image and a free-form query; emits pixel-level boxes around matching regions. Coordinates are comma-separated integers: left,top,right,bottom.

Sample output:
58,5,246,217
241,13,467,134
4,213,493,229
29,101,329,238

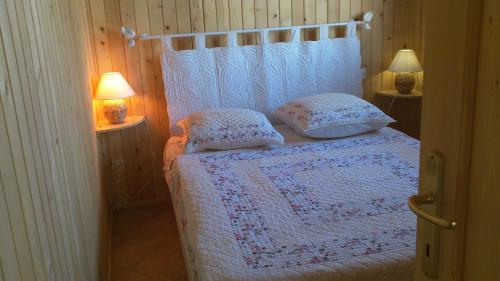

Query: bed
157,17,418,281
163,125,418,281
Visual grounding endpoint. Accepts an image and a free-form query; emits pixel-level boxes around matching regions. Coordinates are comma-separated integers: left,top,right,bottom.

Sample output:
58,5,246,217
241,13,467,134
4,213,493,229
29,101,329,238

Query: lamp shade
387,49,423,73
95,72,135,100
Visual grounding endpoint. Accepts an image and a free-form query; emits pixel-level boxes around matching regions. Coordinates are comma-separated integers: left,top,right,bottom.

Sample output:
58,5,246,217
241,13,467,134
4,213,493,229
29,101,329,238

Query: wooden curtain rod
122,11,373,47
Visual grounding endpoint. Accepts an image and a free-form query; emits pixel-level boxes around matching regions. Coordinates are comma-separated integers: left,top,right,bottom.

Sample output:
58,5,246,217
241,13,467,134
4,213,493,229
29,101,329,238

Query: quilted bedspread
164,127,419,281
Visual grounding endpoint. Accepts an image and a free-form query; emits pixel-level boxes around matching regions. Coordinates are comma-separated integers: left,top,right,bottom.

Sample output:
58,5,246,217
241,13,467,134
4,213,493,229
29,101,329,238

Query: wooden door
414,0,499,280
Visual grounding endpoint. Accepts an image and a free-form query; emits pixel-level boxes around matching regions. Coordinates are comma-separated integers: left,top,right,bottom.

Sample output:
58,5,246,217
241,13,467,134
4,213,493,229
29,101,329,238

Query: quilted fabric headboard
161,22,363,135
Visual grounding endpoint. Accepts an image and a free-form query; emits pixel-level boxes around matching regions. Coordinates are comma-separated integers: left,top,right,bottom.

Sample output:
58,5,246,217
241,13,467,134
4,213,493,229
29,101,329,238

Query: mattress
163,126,419,281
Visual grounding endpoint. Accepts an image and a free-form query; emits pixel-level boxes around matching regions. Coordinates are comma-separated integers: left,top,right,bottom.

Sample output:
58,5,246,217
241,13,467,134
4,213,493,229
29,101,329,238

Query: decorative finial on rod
121,26,149,47
121,26,136,47
362,11,373,30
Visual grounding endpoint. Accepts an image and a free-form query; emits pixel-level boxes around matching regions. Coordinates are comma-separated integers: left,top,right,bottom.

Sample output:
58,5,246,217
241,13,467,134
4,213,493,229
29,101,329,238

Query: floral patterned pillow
275,92,395,138
178,108,284,153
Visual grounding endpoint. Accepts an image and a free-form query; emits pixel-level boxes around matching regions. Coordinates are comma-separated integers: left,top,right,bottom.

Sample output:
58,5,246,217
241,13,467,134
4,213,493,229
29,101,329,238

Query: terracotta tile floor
111,204,188,281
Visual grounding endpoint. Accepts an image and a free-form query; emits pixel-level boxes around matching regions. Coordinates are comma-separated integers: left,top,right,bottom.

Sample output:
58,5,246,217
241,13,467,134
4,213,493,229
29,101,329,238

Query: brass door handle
408,192,457,229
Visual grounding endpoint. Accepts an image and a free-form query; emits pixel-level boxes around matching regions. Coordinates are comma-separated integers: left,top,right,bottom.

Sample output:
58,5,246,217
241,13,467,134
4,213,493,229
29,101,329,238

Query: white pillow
178,108,284,153
274,92,395,138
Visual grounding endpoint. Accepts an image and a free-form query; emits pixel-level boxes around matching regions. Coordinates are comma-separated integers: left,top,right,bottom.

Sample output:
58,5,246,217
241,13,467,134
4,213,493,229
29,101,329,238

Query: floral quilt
165,127,419,281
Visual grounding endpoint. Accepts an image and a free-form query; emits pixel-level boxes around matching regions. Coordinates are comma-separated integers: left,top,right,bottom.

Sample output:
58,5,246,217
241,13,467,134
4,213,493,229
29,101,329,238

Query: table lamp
387,49,423,94
95,72,135,124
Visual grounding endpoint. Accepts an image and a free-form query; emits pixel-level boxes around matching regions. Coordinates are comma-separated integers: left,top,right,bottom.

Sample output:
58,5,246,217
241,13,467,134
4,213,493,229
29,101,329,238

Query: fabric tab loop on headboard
228,32,238,47
291,27,300,42
162,37,173,51
195,35,206,49
260,30,269,44
319,25,329,40
347,21,357,37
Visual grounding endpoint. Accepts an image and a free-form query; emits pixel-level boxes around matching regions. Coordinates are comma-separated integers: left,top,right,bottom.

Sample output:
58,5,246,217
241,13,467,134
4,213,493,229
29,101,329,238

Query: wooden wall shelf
95,116,146,134
375,90,423,99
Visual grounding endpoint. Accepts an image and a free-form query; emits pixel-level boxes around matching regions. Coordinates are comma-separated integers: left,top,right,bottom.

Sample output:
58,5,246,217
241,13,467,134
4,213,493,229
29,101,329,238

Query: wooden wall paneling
268,0,280,26
328,0,340,22
160,0,178,143
383,0,421,136
120,0,154,203
97,0,131,207
371,0,383,96
163,0,178,34
361,0,373,98
64,0,105,275
303,0,316,24
216,0,230,31
90,0,113,77
268,0,280,42
328,0,340,38
254,1,268,41
162,0,178,50
382,0,394,90
67,0,104,268
190,0,205,33
103,0,134,115
174,0,192,32
89,0,111,122
149,0,171,162
112,1,142,205
1,0,104,279
340,0,350,21
417,0,483,279
280,0,292,26
0,101,24,281
12,0,69,278
204,0,218,46
148,0,169,147
0,1,51,279
350,0,362,19
292,0,304,25
0,174,20,279
135,0,167,199
229,0,244,29
98,135,115,210
351,0,362,43
412,0,424,89
255,0,268,28
10,0,56,273
23,1,75,278
0,49,36,280
242,0,257,44
204,0,218,31
175,0,193,49
316,0,328,24
34,1,88,278
107,132,129,205
119,0,145,117
303,0,316,40
393,0,411,50
278,0,292,41
242,0,256,29
465,1,500,279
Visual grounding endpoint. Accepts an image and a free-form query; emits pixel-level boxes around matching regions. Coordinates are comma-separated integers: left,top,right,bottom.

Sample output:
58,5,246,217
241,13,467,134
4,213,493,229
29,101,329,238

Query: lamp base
103,99,128,124
394,73,416,94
